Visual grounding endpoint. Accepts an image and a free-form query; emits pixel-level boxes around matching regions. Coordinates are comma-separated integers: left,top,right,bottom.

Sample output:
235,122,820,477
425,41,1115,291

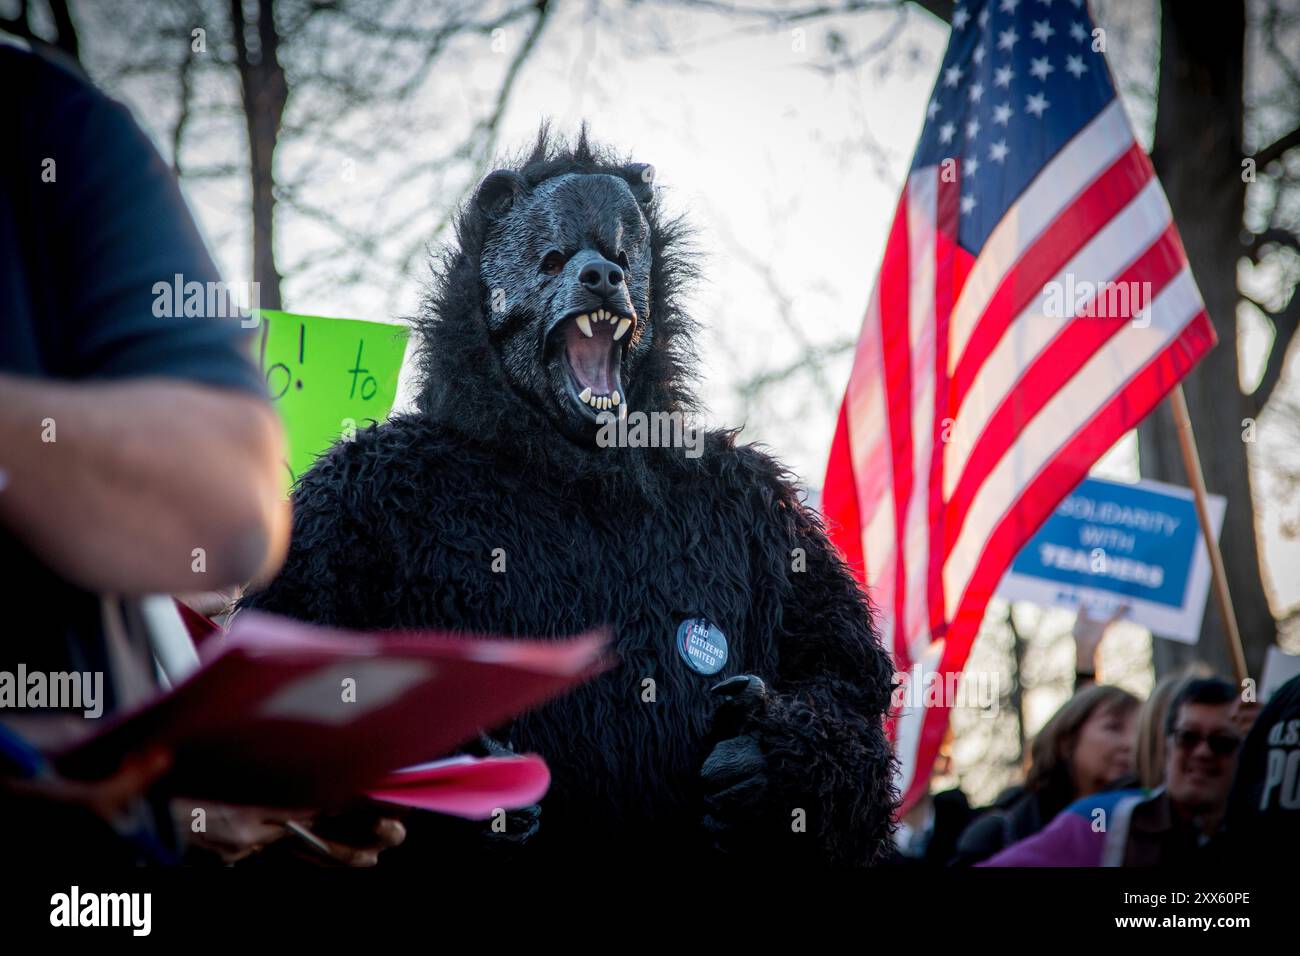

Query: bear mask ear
624,163,656,206
475,169,529,220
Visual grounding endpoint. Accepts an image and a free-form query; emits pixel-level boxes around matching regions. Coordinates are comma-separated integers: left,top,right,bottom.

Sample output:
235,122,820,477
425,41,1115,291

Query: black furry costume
241,130,897,866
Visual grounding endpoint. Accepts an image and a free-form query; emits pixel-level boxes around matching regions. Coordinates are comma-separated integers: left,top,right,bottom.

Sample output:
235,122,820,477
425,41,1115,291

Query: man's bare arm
0,374,289,594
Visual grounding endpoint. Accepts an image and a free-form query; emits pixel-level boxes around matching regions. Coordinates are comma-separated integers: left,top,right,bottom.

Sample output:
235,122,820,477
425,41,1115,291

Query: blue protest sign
997,476,1225,644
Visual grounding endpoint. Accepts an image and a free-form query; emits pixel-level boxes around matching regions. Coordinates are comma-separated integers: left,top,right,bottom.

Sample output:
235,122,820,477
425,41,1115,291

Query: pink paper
366,754,551,819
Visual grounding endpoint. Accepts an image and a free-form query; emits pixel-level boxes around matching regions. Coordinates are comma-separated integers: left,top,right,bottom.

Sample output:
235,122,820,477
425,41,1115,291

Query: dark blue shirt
1,38,264,714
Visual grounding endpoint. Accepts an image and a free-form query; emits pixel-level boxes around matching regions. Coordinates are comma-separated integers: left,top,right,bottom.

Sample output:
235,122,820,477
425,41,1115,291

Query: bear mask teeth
565,309,632,415
577,387,621,410
575,309,633,340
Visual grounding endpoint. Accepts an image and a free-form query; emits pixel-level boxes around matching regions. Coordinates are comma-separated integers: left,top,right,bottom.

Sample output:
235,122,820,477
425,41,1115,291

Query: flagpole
1168,384,1249,684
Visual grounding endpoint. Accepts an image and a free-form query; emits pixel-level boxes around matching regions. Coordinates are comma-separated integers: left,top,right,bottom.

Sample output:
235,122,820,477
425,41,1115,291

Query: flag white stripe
891,642,944,800
864,508,895,595
903,171,938,661
845,285,899,655
847,289,891,519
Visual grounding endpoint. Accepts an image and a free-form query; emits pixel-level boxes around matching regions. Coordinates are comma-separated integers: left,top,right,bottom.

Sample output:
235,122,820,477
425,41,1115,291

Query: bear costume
241,129,897,867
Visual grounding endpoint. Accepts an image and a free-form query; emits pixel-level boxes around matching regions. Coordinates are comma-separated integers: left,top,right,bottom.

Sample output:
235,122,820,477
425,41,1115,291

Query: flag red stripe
822,398,866,584
880,194,917,668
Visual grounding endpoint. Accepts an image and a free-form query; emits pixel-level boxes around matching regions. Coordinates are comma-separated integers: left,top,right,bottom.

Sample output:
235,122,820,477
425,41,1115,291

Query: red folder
54,611,611,808
366,754,551,818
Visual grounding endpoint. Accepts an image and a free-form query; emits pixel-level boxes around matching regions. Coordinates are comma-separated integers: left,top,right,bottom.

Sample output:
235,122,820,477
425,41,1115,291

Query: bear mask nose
579,259,624,298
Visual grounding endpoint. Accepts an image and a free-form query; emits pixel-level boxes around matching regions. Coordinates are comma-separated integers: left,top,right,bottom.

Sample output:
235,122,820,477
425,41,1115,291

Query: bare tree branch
908,0,954,24
1247,226,1300,261
1255,124,1300,169
736,338,855,400
809,6,909,75
389,0,556,289
649,0,899,23
47,0,80,59
172,42,196,175
1252,295,1300,414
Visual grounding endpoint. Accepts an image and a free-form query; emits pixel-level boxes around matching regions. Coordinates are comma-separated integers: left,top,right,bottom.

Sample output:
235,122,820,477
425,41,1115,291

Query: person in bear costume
240,128,897,867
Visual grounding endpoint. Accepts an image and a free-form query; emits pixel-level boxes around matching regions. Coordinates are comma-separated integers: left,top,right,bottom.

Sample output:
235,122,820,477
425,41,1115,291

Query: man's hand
2,748,171,823
290,815,407,867
177,802,407,866
1230,697,1261,738
1072,605,1128,681
0,374,289,593
177,801,313,865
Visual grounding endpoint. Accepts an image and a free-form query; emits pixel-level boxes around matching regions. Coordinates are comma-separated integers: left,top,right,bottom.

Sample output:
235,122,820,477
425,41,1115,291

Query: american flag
822,0,1215,813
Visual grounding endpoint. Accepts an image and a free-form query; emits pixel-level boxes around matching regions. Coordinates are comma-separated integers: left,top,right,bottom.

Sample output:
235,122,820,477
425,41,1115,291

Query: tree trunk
231,0,287,310
1143,0,1273,680
48,0,80,61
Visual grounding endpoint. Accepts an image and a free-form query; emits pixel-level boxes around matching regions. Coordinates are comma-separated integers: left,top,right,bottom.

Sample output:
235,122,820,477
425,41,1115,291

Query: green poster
254,309,410,487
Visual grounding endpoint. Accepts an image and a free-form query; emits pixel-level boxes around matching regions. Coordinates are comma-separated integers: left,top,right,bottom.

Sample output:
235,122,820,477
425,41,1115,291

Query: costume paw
700,674,775,850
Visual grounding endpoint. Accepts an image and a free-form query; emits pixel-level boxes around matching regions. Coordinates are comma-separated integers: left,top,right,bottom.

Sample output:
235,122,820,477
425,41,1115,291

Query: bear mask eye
540,250,568,276
617,250,630,272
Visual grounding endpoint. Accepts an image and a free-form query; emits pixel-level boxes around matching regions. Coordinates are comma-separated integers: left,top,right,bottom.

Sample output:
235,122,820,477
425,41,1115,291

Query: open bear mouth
563,308,633,415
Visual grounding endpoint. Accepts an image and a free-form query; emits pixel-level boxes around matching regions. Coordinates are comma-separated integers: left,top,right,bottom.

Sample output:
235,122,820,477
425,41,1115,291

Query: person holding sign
1071,605,1129,688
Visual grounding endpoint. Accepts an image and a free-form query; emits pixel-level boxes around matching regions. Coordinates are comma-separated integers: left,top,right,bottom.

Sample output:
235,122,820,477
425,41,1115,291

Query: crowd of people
3,31,1297,872
889,615,1300,867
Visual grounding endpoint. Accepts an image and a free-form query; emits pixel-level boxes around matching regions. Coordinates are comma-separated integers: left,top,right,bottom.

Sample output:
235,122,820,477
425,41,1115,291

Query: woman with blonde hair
1133,667,1209,789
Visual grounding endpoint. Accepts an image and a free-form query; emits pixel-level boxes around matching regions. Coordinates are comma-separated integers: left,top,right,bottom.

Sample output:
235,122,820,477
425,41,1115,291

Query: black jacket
950,785,1067,866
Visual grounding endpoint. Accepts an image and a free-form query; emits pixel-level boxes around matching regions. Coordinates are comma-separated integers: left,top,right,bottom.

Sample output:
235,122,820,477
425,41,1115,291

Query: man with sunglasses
982,678,1244,866
1120,678,1243,865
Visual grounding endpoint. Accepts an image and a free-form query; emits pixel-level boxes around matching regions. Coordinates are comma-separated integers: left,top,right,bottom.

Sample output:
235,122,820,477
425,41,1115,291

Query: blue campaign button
676,618,728,676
